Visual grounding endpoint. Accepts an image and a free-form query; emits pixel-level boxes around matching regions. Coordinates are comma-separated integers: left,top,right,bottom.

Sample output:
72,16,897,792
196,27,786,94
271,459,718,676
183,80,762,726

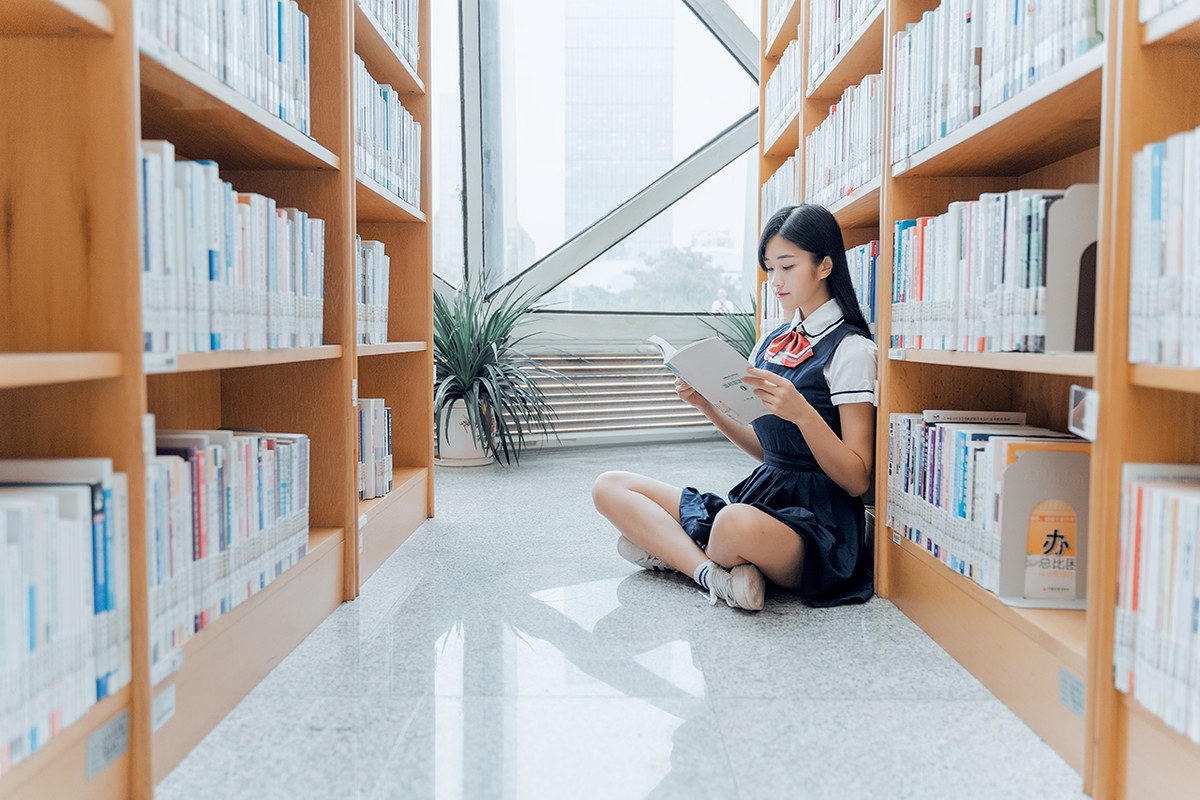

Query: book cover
646,336,769,426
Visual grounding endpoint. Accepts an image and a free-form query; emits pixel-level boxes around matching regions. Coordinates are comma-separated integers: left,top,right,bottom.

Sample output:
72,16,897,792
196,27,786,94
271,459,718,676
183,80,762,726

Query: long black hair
758,204,871,335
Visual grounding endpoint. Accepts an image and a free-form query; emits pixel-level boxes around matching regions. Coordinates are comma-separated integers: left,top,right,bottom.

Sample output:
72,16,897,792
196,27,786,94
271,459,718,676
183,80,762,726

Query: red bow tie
765,327,813,368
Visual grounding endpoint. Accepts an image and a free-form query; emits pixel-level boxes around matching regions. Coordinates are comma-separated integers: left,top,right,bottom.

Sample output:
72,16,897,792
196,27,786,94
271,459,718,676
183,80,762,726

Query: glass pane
432,2,464,287
543,149,759,313
479,0,758,288
718,0,761,42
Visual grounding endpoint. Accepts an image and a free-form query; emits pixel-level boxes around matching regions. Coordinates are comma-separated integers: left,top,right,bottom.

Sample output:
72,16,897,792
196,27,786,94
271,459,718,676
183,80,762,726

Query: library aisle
156,441,1083,799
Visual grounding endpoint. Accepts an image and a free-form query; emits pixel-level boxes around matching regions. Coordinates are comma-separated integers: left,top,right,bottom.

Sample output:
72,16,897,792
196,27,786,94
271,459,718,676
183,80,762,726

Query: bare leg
705,504,806,589
591,471,709,576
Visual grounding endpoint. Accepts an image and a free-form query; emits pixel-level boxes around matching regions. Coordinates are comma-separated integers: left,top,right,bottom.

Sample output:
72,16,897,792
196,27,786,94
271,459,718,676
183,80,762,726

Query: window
473,0,759,307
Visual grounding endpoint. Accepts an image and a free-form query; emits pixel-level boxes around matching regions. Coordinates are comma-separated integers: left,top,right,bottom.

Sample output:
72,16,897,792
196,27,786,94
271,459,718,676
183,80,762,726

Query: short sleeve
823,334,878,406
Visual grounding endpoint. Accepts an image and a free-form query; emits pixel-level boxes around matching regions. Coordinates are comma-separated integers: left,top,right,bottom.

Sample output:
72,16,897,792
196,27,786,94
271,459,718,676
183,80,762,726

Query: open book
647,336,770,425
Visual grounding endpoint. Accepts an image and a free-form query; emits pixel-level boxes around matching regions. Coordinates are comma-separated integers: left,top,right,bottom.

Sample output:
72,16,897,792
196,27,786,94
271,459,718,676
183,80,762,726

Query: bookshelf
1089,0,1200,798
756,0,1200,796
0,0,433,798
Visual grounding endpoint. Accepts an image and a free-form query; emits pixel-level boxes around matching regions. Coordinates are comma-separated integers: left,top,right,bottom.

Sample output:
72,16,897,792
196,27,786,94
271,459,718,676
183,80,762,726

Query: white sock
693,560,718,592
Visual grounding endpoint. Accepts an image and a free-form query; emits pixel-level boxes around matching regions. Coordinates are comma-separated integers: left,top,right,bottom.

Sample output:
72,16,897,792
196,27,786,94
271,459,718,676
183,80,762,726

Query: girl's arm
743,367,875,496
674,378,765,461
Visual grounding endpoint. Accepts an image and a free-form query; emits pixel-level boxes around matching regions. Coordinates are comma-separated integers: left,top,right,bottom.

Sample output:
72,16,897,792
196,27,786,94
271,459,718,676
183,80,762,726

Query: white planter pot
435,400,494,467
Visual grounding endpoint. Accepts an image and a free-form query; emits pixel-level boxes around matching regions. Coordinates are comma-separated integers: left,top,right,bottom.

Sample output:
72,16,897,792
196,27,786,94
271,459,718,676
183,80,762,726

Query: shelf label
892,531,902,545
143,352,178,374
352,379,358,407
887,348,905,361
1059,668,1085,718
151,648,184,686
86,709,129,781
153,684,177,732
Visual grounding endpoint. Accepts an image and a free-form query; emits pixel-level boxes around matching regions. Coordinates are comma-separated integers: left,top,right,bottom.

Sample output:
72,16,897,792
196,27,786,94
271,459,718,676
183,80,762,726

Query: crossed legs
591,470,807,590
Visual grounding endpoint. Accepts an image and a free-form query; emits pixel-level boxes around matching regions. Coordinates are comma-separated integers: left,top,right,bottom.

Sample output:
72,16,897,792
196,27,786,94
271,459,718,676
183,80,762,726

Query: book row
805,73,884,208
145,425,310,679
890,183,1098,353
763,38,802,146
890,0,1102,167
138,0,313,137
1129,124,1200,367
887,410,1090,601
848,240,879,327
760,150,800,222
1115,465,1200,744
354,55,423,208
360,0,421,72
358,399,394,502
807,0,883,93
765,0,795,52
0,461,132,777
139,140,327,357
356,237,391,346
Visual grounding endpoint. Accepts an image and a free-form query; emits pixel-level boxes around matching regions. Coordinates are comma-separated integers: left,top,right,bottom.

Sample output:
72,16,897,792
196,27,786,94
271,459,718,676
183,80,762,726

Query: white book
646,336,769,426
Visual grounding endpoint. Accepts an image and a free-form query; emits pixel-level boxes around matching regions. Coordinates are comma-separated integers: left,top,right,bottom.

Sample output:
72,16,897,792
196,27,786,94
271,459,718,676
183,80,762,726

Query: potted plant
433,277,560,466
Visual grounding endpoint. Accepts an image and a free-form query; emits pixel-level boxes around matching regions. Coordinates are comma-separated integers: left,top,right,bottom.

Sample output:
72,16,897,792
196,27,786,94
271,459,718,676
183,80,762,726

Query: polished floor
157,440,1088,799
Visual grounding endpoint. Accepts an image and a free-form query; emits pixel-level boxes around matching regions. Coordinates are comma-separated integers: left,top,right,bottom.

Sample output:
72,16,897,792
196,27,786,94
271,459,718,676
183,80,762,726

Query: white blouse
750,298,878,407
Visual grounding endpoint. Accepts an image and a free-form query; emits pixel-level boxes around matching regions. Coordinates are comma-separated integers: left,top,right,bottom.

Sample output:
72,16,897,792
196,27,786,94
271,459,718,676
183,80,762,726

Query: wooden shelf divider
0,0,114,35
886,348,1097,377
355,174,425,222
138,48,339,170
0,352,123,388
357,341,427,357
805,2,885,104
891,45,1105,178
1143,0,1200,45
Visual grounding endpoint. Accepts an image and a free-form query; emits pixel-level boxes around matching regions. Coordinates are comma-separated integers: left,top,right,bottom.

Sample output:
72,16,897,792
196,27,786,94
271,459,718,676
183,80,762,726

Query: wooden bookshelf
759,1,1132,795
762,108,800,158
358,341,427,357
358,468,428,584
827,176,882,228
151,528,345,782
1129,364,1200,395
0,0,114,36
888,533,1087,772
0,352,124,388
353,0,423,93
805,1,885,104
886,348,1097,377
1087,0,1200,797
145,346,343,375
355,174,426,223
764,0,801,59
891,45,1105,178
0,0,434,797
138,49,339,171
1143,0,1200,45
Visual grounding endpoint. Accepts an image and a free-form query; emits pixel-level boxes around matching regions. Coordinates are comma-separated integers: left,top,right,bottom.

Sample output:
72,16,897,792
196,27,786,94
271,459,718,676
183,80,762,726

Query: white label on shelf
892,531,902,545
143,352,178,374
86,710,129,781
1059,668,1085,718
153,684,177,732
150,648,184,686
358,513,369,528
887,348,905,361
352,379,358,407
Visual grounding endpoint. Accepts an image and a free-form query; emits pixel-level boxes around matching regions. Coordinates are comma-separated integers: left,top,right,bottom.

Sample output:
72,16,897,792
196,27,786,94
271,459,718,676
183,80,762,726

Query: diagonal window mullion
496,110,759,303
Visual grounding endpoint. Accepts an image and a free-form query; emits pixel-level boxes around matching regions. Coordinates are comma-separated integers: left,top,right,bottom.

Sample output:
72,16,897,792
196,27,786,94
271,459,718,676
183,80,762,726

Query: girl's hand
674,377,711,410
743,367,812,422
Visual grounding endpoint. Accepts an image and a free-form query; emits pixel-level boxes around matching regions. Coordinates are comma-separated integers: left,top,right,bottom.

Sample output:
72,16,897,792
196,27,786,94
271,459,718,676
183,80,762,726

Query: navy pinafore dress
678,319,875,607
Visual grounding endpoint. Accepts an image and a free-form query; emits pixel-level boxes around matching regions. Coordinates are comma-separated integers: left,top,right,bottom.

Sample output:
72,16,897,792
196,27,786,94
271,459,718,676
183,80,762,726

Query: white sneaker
617,536,675,572
699,561,765,611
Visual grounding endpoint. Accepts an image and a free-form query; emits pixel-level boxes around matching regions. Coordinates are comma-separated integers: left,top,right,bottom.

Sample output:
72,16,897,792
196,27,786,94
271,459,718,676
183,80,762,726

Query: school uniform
678,298,878,607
